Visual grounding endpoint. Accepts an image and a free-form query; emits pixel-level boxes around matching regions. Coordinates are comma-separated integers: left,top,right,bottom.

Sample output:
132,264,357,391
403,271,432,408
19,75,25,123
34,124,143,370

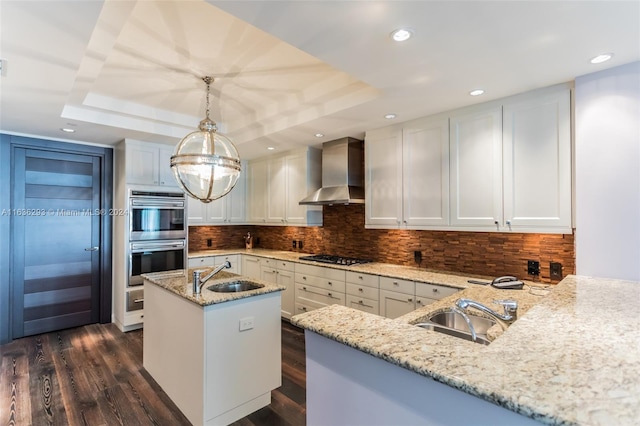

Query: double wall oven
128,190,187,288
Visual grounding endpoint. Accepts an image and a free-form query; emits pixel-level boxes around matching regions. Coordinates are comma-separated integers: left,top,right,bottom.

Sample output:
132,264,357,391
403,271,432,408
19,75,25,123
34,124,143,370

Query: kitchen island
292,275,640,425
142,269,285,426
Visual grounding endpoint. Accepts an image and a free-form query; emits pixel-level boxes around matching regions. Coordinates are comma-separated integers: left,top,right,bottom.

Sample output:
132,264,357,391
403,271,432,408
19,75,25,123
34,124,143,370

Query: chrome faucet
193,261,231,295
455,298,518,331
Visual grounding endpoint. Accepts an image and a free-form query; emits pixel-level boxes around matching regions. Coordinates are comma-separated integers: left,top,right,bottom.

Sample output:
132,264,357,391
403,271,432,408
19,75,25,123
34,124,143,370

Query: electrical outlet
298,240,303,250
292,240,297,249
239,317,254,331
414,250,422,264
207,238,212,247
527,260,540,276
255,237,260,246
550,262,563,279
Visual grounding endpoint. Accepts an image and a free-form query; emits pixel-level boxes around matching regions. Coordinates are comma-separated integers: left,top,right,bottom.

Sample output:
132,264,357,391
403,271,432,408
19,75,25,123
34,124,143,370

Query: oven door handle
130,199,184,208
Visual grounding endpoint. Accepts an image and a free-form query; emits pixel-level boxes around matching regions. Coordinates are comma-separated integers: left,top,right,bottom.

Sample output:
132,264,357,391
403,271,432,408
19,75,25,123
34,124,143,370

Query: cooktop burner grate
299,254,372,266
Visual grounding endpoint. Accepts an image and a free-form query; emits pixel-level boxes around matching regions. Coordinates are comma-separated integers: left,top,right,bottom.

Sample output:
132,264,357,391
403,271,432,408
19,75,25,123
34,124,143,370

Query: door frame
0,134,113,344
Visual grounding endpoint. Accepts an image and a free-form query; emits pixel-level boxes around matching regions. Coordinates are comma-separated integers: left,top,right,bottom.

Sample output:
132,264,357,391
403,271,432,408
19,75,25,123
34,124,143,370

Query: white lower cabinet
379,277,415,319
189,256,216,269
415,282,459,308
294,263,346,314
189,255,240,274
345,271,380,315
261,258,296,319
242,255,263,279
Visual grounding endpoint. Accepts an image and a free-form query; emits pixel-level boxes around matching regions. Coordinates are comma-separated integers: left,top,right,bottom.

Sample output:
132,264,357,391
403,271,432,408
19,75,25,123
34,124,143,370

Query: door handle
84,247,99,252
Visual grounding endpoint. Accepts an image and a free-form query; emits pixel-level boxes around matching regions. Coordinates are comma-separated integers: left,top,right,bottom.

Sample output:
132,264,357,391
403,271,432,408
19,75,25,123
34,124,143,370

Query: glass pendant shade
170,77,241,203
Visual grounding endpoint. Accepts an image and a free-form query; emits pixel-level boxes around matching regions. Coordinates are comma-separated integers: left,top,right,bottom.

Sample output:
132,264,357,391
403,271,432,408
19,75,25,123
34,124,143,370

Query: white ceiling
1,0,638,159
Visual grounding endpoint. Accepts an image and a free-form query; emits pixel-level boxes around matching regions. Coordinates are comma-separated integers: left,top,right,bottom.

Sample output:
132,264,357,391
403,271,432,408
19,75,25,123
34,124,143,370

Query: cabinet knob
403,220,407,224
494,220,499,225
359,300,364,305
302,276,307,280
506,220,512,226
358,288,363,292
358,276,363,280
328,292,332,297
303,286,307,290
393,281,399,286
328,281,332,285
160,181,164,185
408,298,413,302
433,288,438,293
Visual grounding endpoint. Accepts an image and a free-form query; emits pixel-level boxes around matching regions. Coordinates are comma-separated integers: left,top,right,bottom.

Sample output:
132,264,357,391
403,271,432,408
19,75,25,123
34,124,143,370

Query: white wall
575,61,640,281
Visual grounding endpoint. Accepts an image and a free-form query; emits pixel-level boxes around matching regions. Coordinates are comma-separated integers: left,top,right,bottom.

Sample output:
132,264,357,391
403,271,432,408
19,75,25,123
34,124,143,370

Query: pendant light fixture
170,76,241,203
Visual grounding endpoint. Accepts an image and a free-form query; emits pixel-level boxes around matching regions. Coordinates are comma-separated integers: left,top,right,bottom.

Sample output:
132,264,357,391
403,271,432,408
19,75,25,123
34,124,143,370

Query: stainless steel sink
414,309,496,345
207,281,264,293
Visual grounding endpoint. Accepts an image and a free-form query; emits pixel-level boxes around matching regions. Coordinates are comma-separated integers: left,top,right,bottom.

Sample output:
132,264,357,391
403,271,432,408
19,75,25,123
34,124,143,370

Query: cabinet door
379,290,415,319
278,269,295,320
127,144,159,185
206,197,226,223
227,162,246,223
242,256,262,279
215,255,239,273
267,156,286,223
346,295,379,315
261,267,278,283
246,159,268,223
450,105,503,228
187,196,207,224
403,116,450,227
158,146,178,187
365,126,403,227
503,88,571,231
284,152,309,224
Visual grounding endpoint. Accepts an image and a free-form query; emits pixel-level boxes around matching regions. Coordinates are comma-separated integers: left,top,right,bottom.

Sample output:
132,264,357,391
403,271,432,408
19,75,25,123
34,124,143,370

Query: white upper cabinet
365,125,403,227
403,115,450,227
187,161,246,225
125,140,178,187
502,87,571,232
246,158,269,224
365,83,572,234
449,104,503,229
247,148,321,226
366,115,450,229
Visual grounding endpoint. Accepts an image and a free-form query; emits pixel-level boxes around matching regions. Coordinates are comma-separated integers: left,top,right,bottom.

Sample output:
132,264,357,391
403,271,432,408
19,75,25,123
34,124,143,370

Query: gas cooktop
299,254,372,266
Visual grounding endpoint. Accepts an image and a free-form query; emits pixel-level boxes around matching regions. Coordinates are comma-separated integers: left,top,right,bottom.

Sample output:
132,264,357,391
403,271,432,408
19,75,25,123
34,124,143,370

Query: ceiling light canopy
390,28,413,42
469,89,485,96
384,113,397,119
314,133,324,138
590,53,613,64
170,76,241,203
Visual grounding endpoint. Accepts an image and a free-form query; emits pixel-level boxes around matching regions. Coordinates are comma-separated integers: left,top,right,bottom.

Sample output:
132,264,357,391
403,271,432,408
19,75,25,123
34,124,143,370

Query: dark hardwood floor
0,320,306,426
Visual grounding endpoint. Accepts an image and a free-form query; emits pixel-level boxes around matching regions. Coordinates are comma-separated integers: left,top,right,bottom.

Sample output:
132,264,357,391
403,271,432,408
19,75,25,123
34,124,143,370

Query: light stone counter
142,269,285,307
188,248,539,290
291,275,640,425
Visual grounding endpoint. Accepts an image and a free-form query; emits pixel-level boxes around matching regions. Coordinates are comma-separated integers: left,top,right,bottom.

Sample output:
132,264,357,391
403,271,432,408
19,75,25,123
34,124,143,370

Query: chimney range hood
299,137,364,205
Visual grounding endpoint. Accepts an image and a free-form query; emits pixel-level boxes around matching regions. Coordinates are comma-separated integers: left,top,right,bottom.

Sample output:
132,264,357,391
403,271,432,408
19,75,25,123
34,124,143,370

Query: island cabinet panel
305,331,540,426
143,284,281,426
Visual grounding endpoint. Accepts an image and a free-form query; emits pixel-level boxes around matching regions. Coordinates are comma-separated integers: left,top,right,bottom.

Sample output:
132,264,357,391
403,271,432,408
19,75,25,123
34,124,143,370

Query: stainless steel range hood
299,137,364,205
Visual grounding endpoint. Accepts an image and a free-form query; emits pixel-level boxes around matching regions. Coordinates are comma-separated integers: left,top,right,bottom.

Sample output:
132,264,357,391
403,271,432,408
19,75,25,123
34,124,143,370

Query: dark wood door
11,148,102,338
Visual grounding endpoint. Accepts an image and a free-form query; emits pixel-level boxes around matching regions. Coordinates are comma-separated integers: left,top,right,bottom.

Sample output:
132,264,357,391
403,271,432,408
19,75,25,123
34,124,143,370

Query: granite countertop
291,275,640,425
142,269,285,307
188,248,538,290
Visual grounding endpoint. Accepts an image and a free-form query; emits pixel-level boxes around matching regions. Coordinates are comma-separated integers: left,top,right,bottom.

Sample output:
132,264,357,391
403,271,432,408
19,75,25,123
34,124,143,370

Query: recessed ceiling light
384,114,397,119
60,128,75,133
267,146,275,150
590,53,613,64
314,133,324,138
469,89,485,96
390,28,413,42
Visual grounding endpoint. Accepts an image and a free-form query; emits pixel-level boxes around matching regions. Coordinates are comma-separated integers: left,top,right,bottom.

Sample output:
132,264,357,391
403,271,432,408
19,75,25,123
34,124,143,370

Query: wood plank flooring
0,321,306,426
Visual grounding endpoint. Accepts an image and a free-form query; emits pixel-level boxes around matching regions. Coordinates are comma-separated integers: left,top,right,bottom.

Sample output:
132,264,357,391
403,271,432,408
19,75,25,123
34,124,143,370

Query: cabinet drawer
296,283,345,306
346,283,379,300
380,276,415,295
295,272,346,292
346,295,379,315
345,271,379,288
126,289,144,312
276,260,295,272
189,256,216,268
296,263,346,281
415,282,459,299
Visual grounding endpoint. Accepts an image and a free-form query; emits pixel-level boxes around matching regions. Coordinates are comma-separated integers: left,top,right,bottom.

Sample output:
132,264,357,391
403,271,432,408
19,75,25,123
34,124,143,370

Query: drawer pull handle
141,315,144,318
417,300,423,305
393,281,399,286
358,276,363,280
303,286,307,291
328,292,332,297
134,299,144,303
408,298,413,302
359,300,364,304
433,288,438,293
358,288,363,292
328,281,332,285
303,276,307,280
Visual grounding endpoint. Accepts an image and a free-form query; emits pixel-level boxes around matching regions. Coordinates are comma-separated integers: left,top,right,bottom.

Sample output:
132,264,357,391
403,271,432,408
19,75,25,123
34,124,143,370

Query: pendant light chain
202,76,213,120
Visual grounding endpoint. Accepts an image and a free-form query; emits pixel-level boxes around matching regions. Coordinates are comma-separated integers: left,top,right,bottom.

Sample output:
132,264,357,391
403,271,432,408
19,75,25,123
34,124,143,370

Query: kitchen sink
414,309,496,345
207,281,264,293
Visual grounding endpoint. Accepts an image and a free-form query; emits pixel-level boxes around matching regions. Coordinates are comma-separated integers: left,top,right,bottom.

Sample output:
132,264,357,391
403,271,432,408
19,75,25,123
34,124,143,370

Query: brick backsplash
189,204,575,284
